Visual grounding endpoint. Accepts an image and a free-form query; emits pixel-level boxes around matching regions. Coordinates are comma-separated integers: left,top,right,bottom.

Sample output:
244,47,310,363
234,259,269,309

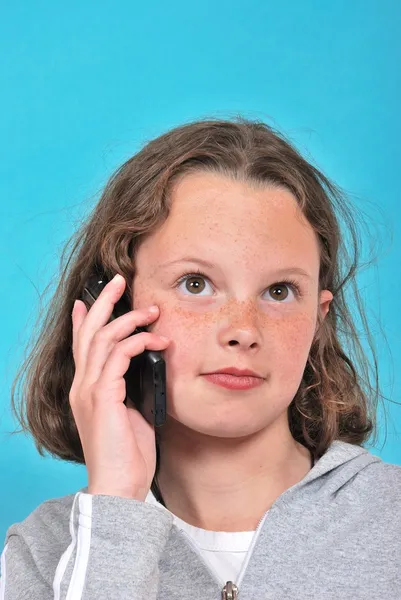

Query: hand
70,273,170,500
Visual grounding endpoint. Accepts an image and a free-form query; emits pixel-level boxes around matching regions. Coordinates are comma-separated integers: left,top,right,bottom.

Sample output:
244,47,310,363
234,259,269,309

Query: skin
132,171,333,532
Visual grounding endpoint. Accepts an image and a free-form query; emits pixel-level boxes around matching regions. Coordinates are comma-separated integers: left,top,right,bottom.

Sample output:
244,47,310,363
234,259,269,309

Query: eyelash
174,268,303,299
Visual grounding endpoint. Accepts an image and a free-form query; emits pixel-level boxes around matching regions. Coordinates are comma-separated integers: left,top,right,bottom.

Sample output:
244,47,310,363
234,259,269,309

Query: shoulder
346,451,401,509
359,453,401,483
319,442,401,514
5,491,77,551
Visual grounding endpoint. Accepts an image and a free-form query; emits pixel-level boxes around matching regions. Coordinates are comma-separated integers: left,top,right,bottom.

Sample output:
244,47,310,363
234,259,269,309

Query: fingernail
148,305,158,313
159,336,169,342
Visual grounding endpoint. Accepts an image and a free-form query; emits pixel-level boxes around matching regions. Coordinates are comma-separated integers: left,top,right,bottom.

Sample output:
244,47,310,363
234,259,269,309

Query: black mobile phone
80,270,167,427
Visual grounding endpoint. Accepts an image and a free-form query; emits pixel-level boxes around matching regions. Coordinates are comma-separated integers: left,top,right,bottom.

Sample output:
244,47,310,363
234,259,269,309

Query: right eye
175,271,214,296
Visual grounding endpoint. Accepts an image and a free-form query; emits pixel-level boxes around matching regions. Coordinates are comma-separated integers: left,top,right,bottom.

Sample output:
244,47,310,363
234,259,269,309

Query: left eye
176,273,213,295
175,271,301,302
268,283,297,302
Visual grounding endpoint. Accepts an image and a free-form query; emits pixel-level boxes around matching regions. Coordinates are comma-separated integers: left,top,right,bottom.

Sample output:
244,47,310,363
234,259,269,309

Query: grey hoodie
1,440,401,599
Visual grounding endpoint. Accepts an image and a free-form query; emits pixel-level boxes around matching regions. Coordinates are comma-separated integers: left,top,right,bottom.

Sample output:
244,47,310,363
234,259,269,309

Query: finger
77,274,127,357
71,300,88,363
93,332,170,405
82,307,162,386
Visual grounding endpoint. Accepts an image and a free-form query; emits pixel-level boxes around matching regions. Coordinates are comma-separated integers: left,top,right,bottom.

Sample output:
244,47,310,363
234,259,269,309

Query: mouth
201,373,264,390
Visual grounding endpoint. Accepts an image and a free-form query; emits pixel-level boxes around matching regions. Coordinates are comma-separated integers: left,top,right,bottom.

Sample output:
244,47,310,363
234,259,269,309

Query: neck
155,415,313,532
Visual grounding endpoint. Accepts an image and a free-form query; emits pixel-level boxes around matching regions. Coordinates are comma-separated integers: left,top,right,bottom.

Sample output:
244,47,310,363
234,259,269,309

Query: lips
202,373,264,390
204,367,263,378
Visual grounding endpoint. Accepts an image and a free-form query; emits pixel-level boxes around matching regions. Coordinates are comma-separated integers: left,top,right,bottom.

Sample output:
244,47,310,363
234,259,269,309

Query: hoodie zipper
222,581,238,599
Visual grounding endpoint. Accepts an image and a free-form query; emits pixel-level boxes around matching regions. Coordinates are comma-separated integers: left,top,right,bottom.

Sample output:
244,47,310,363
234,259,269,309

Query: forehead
138,172,320,270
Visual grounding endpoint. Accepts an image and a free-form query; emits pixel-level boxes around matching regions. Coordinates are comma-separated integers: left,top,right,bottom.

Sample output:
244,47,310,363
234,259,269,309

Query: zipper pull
222,581,238,599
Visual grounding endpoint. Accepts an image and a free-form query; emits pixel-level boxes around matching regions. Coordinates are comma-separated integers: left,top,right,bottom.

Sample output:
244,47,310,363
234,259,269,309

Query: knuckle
69,388,80,409
91,381,103,397
93,328,109,343
70,381,91,403
69,387,76,404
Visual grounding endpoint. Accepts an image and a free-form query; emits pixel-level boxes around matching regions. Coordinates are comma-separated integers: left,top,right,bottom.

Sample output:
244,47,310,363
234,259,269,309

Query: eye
174,271,303,302
265,280,301,302
175,270,213,295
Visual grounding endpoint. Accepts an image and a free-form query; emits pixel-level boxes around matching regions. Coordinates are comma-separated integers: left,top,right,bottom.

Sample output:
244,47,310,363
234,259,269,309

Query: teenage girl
1,117,400,599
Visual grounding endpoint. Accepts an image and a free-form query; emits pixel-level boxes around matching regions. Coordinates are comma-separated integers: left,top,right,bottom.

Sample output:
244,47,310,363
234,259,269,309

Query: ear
319,289,333,320
315,289,333,336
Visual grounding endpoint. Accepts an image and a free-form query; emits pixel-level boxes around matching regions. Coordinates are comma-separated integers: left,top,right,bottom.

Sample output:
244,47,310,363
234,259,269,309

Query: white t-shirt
145,489,263,585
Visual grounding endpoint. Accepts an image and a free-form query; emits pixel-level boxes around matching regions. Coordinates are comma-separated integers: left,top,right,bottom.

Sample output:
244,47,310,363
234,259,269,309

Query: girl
1,117,400,599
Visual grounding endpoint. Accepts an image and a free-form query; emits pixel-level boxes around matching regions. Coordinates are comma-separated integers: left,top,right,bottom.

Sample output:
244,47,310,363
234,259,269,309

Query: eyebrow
156,256,313,280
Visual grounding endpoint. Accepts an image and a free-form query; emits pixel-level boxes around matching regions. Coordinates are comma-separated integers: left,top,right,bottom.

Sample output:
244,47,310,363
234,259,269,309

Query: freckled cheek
150,309,210,375
135,293,206,350
151,309,204,343
272,316,315,366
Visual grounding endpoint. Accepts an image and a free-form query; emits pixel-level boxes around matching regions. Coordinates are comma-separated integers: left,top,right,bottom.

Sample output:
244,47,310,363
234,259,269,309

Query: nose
218,306,263,351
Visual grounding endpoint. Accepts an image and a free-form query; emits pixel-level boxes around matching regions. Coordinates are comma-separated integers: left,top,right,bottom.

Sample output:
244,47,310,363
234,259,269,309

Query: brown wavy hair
9,116,393,501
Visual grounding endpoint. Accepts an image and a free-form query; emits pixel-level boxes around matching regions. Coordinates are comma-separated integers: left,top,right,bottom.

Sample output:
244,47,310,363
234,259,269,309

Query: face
132,172,333,439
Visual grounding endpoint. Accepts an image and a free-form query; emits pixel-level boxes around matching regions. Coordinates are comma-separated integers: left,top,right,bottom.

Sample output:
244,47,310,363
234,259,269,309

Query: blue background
0,0,400,543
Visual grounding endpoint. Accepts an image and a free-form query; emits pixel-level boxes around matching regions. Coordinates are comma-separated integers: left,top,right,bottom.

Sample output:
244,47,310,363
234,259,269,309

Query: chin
165,408,268,440
163,379,291,439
